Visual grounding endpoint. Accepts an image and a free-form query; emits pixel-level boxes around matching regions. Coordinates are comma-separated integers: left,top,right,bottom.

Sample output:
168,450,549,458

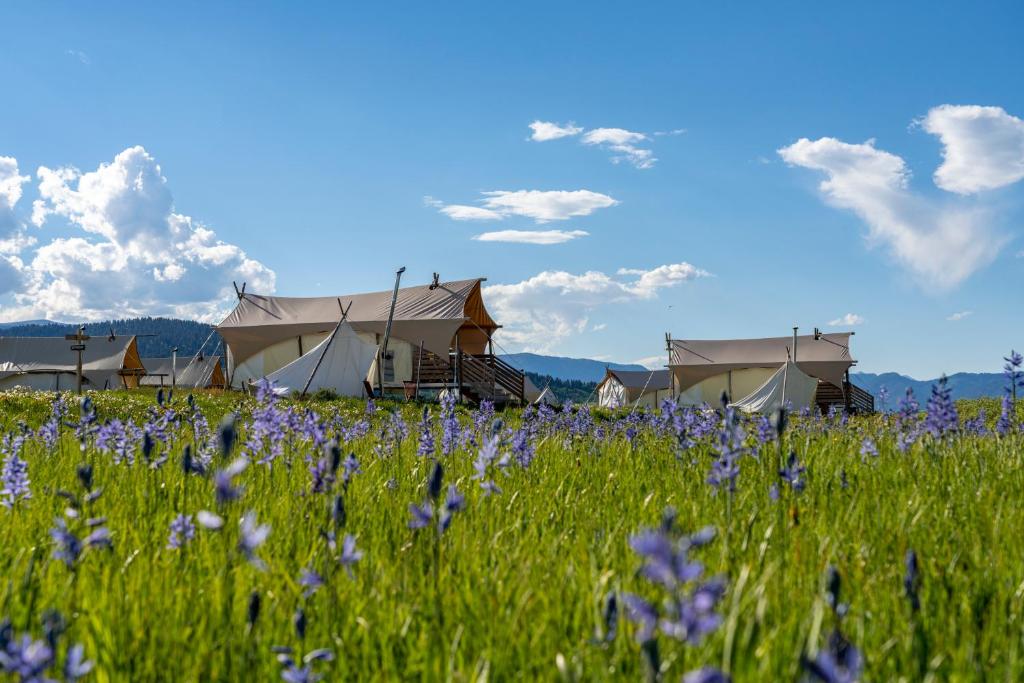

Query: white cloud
484,262,708,351
528,121,670,169
528,120,583,141
439,204,504,221
778,136,1006,289
472,229,588,245
947,310,973,321
0,146,275,321
828,313,865,326
65,49,91,65
433,189,617,224
592,322,607,331
480,190,618,222
922,105,1024,194
582,127,656,169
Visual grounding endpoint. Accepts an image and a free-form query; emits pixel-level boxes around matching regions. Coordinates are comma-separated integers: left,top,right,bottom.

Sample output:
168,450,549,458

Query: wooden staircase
412,349,525,405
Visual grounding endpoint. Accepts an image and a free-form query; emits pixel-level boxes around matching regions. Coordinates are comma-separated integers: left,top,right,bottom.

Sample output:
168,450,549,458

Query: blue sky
1,2,1022,377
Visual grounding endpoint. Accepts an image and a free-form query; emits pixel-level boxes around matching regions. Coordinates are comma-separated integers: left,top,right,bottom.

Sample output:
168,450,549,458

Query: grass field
0,382,1023,682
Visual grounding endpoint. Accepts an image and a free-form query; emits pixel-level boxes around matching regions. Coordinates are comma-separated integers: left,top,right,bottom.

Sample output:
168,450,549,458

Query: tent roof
217,278,496,362
0,336,140,385
668,333,855,391
140,356,222,388
602,368,671,391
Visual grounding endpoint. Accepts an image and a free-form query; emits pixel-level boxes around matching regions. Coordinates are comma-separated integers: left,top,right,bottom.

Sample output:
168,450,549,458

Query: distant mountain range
500,352,647,383
0,319,60,329
851,372,1007,405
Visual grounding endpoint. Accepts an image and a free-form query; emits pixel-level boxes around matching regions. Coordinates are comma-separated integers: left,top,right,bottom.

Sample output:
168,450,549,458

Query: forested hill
525,372,598,404
0,318,218,358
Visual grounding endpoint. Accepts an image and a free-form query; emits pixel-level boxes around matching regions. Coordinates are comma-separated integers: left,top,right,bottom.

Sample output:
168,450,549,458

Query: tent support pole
378,266,406,396
301,300,352,397
414,340,424,402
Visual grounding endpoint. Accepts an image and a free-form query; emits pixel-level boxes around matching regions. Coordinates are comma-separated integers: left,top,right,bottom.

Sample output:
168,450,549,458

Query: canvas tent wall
668,333,855,406
728,361,819,414
263,321,378,396
0,336,146,391
140,356,225,389
217,278,499,389
597,369,672,409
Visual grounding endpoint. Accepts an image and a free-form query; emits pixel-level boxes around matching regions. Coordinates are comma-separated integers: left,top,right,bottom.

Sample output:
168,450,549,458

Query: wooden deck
815,379,875,415
412,349,525,404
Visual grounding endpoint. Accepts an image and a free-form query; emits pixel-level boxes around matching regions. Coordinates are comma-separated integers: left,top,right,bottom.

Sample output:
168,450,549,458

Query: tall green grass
0,389,1023,681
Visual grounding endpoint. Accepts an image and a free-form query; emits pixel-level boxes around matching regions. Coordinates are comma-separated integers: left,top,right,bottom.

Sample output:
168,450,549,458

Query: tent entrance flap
263,321,378,397
729,361,818,414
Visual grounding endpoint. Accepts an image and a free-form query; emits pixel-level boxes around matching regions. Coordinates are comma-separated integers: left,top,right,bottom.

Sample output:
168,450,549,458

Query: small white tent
263,321,377,396
533,386,560,407
597,369,671,409
729,361,818,414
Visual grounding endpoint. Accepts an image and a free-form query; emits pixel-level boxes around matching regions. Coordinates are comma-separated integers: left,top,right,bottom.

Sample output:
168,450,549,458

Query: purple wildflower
416,407,435,458
905,549,920,612
683,668,731,683
338,534,363,576
308,457,335,494
214,457,248,505
439,484,465,532
804,629,862,683
63,643,93,682
0,634,55,681
923,376,958,438
0,449,30,509
877,385,890,412
472,435,509,496
197,510,224,530
167,514,196,549
299,567,324,597
408,502,433,529
859,437,877,459
238,511,270,569
440,391,460,456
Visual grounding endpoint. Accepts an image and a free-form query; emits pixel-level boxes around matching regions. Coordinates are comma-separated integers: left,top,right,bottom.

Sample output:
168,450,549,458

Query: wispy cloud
528,120,676,169
828,313,865,326
430,190,618,223
528,120,583,141
947,310,973,321
630,355,666,369
65,49,91,65
472,229,588,245
779,104,1024,289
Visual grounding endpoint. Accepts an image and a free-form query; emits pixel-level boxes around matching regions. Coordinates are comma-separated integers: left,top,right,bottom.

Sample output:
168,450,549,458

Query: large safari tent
667,332,874,414
216,277,525,403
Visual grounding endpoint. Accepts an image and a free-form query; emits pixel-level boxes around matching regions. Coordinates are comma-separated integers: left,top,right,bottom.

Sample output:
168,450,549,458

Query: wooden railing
411,349,525,403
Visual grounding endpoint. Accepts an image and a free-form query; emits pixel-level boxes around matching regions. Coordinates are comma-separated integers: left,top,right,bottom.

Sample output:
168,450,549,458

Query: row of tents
0,335,224,391
0,275,874,414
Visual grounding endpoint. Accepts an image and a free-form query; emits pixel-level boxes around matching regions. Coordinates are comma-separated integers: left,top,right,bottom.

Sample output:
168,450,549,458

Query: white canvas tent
0,336,146,391
140,355,225,389
597,369,671,409
523,375,543,403
669,333,855,407
263,321,378,397
728,361,819,414
217,278,500,390
533,386,560,407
